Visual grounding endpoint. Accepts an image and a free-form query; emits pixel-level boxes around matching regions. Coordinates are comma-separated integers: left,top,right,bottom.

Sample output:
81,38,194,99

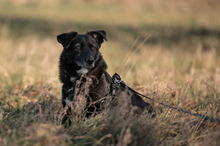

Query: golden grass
0,33,219,145
0,0,220,145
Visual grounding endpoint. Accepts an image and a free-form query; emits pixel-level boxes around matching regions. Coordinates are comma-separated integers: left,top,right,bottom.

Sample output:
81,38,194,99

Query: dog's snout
86,57,94,64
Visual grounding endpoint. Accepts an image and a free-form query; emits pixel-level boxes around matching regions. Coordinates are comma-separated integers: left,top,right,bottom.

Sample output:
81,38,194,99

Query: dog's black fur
57,30,112,115
111,73,156,116
57,30,155,118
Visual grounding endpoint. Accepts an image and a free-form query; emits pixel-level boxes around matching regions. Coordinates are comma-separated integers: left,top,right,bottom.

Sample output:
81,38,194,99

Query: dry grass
0,0,220,145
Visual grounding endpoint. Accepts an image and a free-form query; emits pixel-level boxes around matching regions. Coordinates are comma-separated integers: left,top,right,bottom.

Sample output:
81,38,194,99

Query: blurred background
0,0,220,88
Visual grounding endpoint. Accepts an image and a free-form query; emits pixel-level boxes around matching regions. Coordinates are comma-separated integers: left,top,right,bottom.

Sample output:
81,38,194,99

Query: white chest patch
70,77,76,83
63,99,72,105
67,87,74,93
77,68,88,75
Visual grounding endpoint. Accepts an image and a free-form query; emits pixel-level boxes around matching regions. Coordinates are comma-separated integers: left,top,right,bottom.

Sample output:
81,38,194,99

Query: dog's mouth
85,62,95,69
76,62,95,75
75,62,95,76
75,61,95,69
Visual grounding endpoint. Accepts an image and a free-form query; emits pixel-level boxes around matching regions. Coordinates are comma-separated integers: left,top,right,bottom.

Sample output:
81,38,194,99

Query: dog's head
57,30,107,73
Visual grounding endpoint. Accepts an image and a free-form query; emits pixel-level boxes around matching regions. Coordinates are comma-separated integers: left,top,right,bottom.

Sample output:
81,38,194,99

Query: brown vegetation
0,0,220,145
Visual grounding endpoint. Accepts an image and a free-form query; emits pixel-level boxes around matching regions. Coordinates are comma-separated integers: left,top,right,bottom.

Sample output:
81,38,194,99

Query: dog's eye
91,46,96,51
74,43,81,50
75,46,81,50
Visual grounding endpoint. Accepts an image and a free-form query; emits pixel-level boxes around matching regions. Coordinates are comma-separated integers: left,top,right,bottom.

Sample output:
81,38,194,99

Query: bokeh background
0,0,220,145
1,0,220,84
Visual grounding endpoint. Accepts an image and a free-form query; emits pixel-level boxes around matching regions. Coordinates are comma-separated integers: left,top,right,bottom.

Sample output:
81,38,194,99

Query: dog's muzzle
85,56,95,68
76,60,95,69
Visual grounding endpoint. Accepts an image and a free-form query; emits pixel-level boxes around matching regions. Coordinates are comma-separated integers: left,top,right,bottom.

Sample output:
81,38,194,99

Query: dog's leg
61,83,75,126
62,83,75,107
130,93,156,117
111,73,156,117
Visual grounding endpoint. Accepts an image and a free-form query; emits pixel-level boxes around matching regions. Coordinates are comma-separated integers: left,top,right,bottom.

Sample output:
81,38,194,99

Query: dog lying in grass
57,30,155,124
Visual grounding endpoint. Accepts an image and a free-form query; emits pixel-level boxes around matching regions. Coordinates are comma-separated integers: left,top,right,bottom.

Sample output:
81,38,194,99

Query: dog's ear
87,30,107,46
57,31,78,48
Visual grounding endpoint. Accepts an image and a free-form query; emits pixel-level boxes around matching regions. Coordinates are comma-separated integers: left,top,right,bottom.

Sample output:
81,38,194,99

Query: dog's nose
86,57,94,65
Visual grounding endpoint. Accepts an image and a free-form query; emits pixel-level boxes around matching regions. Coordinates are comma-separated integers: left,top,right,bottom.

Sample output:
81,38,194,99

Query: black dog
57,30,155,118
57,30,112,116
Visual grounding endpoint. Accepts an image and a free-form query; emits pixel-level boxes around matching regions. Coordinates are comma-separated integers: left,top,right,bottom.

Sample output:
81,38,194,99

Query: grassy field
0,0,220,145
